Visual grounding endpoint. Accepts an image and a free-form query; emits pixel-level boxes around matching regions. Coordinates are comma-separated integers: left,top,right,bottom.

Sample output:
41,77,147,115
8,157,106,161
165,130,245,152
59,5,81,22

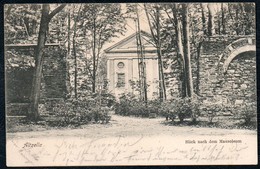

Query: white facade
105,31,160,99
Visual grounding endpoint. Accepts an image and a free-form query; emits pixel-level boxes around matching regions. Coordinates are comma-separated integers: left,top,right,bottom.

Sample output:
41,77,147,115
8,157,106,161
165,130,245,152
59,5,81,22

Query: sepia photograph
5,3,257,166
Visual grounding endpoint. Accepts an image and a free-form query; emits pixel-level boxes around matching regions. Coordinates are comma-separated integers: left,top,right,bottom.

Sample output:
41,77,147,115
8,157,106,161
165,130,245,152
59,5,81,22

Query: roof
104,31,156,54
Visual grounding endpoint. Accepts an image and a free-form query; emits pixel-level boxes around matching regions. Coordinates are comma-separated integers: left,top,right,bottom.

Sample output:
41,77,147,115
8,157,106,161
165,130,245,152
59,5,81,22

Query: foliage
78,4,127,92
5,50,35,70
221,3,255,35
161,96,201,123
4,3,256,124
48,5,68,43
158,100,176,121
232,102,257,125
4,4,41,44
201,103,223,123
129,79,151,95
44,92,113,127
115,93,153,117
115,92,202,122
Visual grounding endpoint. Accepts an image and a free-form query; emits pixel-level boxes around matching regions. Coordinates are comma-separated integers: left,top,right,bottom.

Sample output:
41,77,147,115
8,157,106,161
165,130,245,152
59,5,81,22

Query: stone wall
198,36,256,105
6,45,67,116
41,47,67,100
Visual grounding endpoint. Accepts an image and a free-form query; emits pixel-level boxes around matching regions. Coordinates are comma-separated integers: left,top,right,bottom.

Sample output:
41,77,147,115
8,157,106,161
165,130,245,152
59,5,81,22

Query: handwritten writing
7,135,254,166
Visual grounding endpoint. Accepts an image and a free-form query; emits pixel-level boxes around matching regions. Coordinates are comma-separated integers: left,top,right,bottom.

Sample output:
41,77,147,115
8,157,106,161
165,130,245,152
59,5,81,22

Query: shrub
233,102,256,125
159,95,201,123
158,100,176,121
175,97,201,123
92,92,116,108
115,93,157,117
47,92,112,127
175,98,193,123
201,103,223,124
115,93,202,122
51,99,90,126
114,93,133,116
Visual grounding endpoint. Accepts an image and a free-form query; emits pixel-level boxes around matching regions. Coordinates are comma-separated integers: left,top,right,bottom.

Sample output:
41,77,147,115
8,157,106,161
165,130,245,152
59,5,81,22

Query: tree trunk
235,6,239,35
144,5,163,100
23,18,30,36
29,5,50,121
29,4,66,121
221,3,226,34
72,22,78,99
155,7,167,101
217,15,221,35
207,3,215,36
172,4,186,98
136,4,147,103
92,18,97,93
196,42,202,95
182,4,193,98
72,5,82,98
200,3,207,35
145,5,166,101
67,7,71,55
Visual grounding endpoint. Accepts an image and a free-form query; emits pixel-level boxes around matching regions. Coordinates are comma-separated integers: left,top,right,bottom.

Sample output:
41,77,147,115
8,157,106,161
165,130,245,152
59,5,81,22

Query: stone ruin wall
198,36,256,105
163,35,256,107
6,46,68,116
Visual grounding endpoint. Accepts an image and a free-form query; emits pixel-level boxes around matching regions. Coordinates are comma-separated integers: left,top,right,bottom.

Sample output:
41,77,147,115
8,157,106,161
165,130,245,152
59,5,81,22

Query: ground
6,113,257,166
7,113,256,139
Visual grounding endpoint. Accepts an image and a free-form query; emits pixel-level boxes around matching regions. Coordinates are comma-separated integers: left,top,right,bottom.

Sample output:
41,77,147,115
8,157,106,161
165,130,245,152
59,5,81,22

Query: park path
6,113,257,166
7,113,256,139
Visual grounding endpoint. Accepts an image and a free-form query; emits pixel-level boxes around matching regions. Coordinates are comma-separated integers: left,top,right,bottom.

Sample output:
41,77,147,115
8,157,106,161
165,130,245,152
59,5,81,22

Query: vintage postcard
5,3,257,166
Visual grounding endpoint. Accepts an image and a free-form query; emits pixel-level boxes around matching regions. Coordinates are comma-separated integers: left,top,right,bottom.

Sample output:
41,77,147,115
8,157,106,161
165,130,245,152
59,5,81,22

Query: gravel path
7,114,256,139
6,114,257,166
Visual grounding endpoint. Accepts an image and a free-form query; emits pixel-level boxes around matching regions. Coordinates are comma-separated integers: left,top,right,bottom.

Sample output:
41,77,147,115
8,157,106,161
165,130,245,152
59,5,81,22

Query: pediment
104,31,156,53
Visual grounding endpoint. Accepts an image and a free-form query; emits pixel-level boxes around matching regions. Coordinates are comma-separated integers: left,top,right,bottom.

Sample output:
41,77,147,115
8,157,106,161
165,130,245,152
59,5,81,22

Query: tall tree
163,3,187,97
29,4,66,121
80,4,126,93
72,4,82,99
4,4,41,44
171,4,186,97
200,3,207,35
182,4,194,97
135,4,148,102
207,3,215,36
144,4,166,101
221,3,226,34
67,7,71,55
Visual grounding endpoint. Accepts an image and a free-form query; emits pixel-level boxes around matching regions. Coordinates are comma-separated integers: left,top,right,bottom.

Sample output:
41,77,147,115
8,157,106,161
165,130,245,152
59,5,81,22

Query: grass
162,115,257,130
7,114,257,133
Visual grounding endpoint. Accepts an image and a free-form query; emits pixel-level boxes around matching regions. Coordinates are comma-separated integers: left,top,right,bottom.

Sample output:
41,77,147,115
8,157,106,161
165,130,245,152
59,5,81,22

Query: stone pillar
107,59,114,94
128,58,133,92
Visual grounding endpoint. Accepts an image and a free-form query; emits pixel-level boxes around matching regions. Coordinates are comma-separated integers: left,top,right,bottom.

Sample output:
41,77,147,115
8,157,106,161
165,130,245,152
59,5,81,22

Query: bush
114,93,133,116
115,93,157,118
51,99,91,126
201,103,223,124
45,92,112,127
115,93,202,122
158,95,201,123
233,102,256,125
158,100,176,121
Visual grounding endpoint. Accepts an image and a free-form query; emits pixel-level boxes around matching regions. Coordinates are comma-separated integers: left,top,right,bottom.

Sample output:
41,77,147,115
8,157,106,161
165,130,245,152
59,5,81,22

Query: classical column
128,58,133,92
107,58,114,93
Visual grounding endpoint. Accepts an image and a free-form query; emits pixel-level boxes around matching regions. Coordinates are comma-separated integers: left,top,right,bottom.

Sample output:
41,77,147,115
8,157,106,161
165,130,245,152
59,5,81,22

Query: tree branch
48,4,66,21
5,5,13,20
144,4,156,43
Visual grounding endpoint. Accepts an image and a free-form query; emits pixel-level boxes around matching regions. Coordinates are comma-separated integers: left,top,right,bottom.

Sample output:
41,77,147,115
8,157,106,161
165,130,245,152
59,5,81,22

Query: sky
103,4,150,51
103,3,223,51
